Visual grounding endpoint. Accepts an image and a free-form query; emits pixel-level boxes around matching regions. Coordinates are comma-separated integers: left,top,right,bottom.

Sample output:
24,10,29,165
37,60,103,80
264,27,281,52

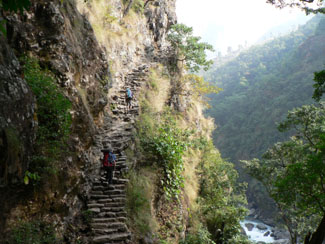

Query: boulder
245,223,254,231
256,223,268,230
271,229,290,240
264,231,270,237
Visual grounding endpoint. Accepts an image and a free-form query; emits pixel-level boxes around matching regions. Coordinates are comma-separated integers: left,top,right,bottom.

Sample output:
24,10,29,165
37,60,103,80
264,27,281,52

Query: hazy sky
176,0,312,55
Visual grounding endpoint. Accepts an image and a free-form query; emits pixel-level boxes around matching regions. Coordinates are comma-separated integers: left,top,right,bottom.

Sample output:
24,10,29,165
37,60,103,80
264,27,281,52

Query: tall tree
243,103,325,244
167,24,214,73
312,69,325,101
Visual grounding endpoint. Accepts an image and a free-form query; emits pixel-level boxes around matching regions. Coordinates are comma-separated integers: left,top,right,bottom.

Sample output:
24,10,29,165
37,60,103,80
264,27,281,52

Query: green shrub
197,141,248,244
22,57,71,144
180,225,216,244
21,57,72,182
7,220,58,244
137,110,193,199
81,210,94,225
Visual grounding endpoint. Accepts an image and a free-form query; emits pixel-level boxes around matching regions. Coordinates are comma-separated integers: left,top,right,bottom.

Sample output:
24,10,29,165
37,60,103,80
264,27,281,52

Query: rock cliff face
0,0,177,242
0,34,36,186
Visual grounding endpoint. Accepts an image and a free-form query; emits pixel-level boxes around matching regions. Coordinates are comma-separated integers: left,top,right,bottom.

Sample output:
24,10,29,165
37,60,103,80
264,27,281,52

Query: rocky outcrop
0,0,177,242
0,34,36,186
5,1,110,144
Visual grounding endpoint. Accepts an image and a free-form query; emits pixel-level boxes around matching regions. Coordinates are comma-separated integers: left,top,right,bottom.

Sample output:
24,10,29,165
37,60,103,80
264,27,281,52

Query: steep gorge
0,1,238,243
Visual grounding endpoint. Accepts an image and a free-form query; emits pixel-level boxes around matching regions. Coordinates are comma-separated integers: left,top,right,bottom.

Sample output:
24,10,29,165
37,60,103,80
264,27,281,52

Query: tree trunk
304,214,325,244
123,0,134,17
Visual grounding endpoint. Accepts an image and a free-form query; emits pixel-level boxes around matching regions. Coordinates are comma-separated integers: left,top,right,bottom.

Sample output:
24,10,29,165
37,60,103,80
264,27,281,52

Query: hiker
125,87,133,110
101,147,116,184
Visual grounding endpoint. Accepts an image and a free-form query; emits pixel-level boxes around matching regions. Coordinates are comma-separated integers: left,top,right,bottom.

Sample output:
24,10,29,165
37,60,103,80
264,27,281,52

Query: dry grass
76,0,146,58
145,65,171,112
183,148,201,212
126,168,159,239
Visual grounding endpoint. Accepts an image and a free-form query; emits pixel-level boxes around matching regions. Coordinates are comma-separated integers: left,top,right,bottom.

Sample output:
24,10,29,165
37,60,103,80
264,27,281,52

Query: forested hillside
206,14,325,163
204,14,325,221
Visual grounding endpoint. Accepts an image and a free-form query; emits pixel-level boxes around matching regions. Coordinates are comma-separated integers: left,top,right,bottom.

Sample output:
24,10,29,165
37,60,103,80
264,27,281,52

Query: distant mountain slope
205,15,325,165
204,15,325,220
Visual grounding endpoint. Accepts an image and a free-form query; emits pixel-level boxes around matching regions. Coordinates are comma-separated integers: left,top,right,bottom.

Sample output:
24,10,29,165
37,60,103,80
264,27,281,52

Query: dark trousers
104,166,114,184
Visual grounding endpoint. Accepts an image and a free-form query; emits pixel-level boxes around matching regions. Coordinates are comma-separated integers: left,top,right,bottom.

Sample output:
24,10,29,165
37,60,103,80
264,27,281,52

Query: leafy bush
197,141,248,244
180,225,216,244
23,57,71,144
137,111,192,199
7,220,58,244
21,57,71,182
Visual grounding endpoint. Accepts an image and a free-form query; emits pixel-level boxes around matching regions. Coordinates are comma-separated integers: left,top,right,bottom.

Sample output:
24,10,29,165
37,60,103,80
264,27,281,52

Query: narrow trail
87,64,150,244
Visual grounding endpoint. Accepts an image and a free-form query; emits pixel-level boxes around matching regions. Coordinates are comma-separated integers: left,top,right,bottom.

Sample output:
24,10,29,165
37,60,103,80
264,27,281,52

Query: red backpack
102,152,116,167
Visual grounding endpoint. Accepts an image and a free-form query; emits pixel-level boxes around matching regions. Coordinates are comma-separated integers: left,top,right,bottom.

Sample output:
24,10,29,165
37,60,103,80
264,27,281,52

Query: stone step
97,211,127,218
92,217,126,223
101,207,125,212
112,184,126,190
103,189,125,195
93,232,131,244
92,228,117,235
91,221,126,230
108,194,126,199
90,194,111,199
104,202,125,208
113,179,129,184
88,203,105,208
98,198,114,204
108,139,130,145
89,208,101,213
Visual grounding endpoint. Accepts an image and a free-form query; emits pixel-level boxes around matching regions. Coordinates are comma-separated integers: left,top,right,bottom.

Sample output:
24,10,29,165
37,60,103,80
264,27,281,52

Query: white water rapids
240,219,275,243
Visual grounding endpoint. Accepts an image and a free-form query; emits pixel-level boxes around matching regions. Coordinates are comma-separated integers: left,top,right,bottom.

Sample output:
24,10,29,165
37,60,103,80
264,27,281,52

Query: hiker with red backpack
101,147,116,184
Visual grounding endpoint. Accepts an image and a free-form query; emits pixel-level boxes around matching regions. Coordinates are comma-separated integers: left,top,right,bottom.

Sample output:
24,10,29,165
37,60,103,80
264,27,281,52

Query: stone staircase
87,64,150,244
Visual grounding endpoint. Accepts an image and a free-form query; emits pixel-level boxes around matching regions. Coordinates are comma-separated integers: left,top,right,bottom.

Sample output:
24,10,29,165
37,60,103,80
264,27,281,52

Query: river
240,218,276,243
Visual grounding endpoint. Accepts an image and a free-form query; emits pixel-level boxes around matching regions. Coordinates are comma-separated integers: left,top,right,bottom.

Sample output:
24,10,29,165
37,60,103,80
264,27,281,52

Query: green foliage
182,74,222,106
7,220,58,244
138,111,192,199
242,103,325,243
0,0,31,35
198,141,248,244
0,19,7,36
266,0,325,14
21,56,71,181
81,210,94,225
206,15,324,164
204,17,325,218
24,170,41,185
23,57,71,143
180,224,216,244
312,69,325,101
0,0,30,13
167,24,214,73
